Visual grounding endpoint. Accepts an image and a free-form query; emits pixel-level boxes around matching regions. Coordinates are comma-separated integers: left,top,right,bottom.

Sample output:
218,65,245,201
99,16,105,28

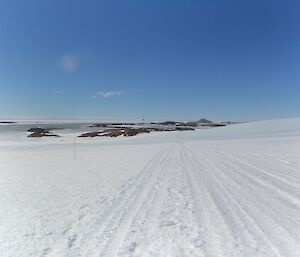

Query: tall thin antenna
73,104,77,160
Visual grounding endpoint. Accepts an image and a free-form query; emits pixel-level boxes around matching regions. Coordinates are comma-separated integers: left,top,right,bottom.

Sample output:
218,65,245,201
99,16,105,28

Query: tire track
178,145,231,257
90,145,176,257
187,146,300,256
210,150,300,242
47,147,171,257
185,148,282,257
120,144,204,257
214,150,300,214
218,150,300,193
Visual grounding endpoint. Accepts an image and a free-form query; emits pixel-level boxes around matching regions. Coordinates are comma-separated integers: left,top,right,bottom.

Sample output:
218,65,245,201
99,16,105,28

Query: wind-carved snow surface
1,118,300,257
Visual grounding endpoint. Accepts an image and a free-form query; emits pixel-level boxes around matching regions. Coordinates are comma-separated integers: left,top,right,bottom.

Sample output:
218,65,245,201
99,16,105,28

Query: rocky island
26,118,230,139
0,121,17,124
27,128,60,138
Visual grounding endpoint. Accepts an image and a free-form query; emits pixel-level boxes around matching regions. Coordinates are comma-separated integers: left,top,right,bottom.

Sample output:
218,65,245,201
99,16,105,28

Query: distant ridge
198,118,213,124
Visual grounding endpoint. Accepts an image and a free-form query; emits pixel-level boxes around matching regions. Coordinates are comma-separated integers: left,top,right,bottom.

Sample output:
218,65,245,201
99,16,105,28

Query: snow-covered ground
1,118,300,257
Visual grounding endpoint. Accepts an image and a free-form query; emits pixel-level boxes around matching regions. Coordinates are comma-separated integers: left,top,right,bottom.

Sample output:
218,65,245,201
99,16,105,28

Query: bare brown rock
27,127,60,138
78,132,101,138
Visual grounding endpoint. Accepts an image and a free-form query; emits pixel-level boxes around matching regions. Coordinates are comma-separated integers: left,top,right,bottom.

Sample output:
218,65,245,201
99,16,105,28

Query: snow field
1,119,300,256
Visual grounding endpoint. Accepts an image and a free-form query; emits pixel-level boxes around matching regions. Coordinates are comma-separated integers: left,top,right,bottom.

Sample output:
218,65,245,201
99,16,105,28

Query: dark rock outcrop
0,121,17,124
175,127,195,131
123,128,149,137
27,127,60,138
79,128,153,138
201,123,226,127
88,123,108,128
105,130,123,137
78,132,101,138
198,118,213,124
157,121,178,126
28,133,59,138
78,129,124,138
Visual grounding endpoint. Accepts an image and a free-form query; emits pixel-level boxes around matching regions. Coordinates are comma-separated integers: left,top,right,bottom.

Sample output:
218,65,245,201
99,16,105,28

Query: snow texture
1,118,300,257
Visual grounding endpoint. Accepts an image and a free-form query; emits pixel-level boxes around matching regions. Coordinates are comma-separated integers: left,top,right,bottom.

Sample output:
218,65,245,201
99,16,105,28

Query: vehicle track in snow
46,142,300,257
90,145,175,257
185,144,300,257
183,147,282,257
87,144,209,257
116,144,205,257
47,146,172,257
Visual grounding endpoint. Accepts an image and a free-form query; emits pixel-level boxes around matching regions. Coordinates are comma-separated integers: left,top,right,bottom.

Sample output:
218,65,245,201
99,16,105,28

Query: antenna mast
73,104,77,160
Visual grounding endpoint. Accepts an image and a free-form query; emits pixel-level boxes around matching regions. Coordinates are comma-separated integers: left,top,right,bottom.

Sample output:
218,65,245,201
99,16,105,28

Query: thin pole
73,104,77,160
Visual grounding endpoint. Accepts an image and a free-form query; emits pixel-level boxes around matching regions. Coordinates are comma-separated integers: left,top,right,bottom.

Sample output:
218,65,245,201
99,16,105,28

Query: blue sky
0,0,299,121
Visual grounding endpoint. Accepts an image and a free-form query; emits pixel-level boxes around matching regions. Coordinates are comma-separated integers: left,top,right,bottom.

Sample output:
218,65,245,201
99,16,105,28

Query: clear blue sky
0,0,299,121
